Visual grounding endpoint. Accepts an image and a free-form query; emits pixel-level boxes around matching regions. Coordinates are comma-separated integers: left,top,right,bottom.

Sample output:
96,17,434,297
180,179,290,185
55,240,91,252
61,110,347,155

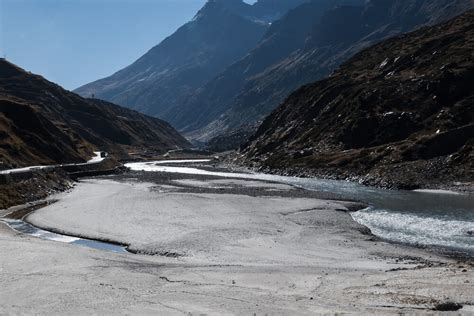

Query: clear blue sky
0,0,211,90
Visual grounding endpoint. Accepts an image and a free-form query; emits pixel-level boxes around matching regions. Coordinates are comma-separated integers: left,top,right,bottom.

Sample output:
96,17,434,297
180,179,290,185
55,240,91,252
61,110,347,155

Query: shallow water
126,161,474,255
2,218,127,253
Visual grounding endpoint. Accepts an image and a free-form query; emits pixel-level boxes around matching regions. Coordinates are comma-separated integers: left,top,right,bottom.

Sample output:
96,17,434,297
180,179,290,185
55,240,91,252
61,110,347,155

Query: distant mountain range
179,0,474,145
75,0,307,127
240,10,474,189
76,0,474,148
0,60,189,168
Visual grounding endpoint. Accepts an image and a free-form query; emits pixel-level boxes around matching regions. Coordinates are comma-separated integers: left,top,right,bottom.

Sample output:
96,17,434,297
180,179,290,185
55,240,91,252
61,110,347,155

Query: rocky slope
75,0,306,121
240,11,474,190
0,60,189,168
177,0,474,144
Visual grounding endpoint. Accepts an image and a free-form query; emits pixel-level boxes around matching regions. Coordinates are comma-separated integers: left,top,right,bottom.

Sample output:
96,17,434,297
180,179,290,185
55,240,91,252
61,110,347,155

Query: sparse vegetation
241,11,474,190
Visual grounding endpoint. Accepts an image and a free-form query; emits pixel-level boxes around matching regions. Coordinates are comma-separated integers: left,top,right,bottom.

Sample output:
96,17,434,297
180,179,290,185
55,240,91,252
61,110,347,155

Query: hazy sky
0,0,211,90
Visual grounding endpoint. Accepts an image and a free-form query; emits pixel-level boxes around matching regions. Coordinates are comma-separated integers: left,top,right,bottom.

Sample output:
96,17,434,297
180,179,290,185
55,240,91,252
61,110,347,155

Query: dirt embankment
0,158,123,209
0,170,72,209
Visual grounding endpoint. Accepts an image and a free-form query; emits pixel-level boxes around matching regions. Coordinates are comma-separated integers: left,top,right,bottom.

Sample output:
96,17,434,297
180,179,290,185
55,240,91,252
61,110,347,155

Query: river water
1,218,127,253
126,161,474,256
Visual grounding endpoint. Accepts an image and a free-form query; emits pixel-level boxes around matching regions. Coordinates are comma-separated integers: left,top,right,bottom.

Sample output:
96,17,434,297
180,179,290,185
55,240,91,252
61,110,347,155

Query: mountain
174,0,474,145
0,60,189,169
240,11,474,189
75,0,307,122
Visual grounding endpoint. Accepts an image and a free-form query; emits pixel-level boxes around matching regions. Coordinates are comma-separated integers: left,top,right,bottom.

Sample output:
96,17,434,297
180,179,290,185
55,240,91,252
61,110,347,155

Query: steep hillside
75,0,306,121
177,0,473,143
0,60,189,168
174,0,360,138
241,11,474,190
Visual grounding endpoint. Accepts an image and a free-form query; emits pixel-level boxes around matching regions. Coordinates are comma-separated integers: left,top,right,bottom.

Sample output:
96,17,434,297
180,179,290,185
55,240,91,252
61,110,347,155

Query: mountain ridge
240,10,474,190
75,0,307,122
177,0,474,145
0,59,189,168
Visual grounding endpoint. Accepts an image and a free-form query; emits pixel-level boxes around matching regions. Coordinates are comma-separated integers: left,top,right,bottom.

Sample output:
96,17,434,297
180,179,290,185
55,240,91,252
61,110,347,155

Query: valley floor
0,168,473,314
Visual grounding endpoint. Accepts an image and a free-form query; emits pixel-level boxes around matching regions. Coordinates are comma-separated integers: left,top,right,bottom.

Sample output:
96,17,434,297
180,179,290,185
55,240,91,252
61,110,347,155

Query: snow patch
379,58,390,68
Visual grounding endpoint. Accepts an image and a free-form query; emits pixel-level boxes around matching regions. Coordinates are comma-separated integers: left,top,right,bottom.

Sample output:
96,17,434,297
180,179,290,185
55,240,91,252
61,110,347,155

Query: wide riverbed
126,161,474,256
1,160,473,314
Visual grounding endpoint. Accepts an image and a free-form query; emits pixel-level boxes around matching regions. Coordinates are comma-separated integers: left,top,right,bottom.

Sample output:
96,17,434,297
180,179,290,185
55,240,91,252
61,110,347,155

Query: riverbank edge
0,158,126,209
222,157,473,194
0,200,132,251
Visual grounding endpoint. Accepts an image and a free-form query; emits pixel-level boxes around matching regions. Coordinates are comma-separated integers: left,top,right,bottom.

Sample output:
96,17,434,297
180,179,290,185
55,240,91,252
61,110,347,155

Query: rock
432,302,463,311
